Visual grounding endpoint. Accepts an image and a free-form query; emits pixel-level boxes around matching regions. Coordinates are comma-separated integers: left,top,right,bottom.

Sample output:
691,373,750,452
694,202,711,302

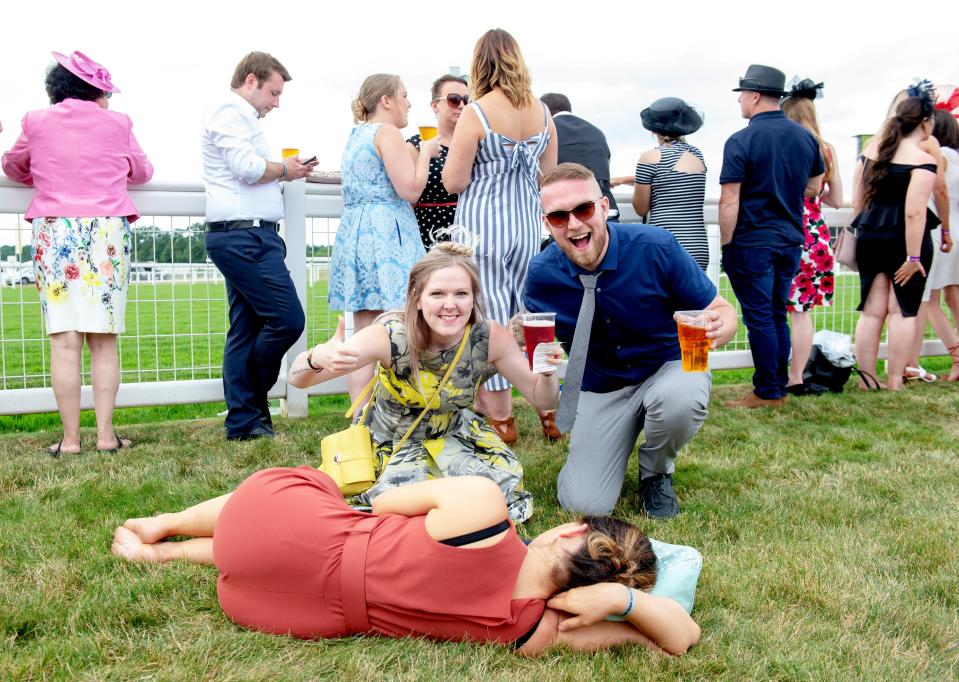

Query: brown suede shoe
538,411,563,441
488,416,518,445
722,392,787,409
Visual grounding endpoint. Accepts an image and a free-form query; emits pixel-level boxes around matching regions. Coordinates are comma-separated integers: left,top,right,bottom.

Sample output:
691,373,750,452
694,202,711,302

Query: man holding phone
202,51,317,441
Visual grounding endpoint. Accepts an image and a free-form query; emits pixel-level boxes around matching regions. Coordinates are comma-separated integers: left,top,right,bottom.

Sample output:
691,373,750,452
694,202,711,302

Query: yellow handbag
319,324,471,496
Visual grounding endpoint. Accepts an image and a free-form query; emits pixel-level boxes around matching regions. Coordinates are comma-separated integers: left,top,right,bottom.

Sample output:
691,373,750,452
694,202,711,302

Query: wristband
616,586,635,618
943,229,951,236
306,348,323,372
908,255,921,263
280,161,289,180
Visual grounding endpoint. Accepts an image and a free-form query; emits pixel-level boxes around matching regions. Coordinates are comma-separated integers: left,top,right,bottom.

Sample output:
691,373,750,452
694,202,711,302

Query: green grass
1,277,337,389
1,385,958,680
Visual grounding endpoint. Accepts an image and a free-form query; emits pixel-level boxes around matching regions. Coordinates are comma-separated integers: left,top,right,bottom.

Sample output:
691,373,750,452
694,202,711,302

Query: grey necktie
555,273,599,434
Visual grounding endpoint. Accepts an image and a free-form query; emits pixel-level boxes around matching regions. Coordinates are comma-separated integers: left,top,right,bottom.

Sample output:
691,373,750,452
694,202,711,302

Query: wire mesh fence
0,181,951,413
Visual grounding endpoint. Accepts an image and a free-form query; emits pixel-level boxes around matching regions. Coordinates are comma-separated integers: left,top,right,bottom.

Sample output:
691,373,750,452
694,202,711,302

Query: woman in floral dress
781,80,842,394
2,50,152,455
293,243,561,522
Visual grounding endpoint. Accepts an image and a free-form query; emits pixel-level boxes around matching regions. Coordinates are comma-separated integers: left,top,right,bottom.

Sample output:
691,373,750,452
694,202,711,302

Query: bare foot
122,515,170,544
111,526,165,563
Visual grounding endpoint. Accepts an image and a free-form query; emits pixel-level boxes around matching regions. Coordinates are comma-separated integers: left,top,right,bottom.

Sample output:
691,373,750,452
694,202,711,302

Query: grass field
1,384,957,680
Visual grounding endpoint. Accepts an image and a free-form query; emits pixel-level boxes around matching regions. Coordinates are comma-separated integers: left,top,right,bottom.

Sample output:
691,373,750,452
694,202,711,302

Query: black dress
407,134,458,248
851,161,939,317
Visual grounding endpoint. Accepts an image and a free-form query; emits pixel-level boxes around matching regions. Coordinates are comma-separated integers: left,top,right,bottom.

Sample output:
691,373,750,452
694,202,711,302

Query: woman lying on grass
112,471,700,655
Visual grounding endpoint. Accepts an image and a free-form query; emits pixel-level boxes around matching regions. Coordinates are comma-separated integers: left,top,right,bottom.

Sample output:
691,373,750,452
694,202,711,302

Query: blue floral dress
329,123,425,311
32,216,131,334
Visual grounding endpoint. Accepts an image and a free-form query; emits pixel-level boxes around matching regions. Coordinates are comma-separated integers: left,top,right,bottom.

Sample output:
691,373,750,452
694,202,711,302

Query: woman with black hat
780,79,842,394
628,98,708,270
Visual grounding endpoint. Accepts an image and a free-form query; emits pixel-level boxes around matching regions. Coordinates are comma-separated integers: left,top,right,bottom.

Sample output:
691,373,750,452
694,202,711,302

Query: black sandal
47,440,63,458
99,433,132,453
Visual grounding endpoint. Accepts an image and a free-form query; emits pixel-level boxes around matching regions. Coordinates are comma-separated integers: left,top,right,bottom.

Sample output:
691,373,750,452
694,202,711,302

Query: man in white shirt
202,51,317,440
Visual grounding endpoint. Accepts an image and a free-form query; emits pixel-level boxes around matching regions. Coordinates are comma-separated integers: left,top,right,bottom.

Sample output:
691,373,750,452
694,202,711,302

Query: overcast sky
2,0,958,203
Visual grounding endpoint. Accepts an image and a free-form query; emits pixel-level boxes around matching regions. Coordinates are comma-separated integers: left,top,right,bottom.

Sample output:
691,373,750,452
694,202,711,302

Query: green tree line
1,224,332,265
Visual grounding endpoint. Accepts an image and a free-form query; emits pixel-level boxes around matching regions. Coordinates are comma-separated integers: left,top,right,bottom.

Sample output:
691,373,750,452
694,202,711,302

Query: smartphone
302,155,318,164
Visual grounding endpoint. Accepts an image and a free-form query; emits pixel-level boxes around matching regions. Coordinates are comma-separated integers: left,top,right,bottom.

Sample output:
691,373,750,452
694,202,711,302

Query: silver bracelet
280,161,289,180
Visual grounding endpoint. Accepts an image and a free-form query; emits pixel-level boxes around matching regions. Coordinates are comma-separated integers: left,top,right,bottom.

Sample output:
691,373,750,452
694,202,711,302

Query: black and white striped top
635,141,708,270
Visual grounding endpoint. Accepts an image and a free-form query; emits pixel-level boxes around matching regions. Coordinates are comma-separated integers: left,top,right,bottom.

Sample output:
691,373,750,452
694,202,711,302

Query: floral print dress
354,317,533,523
786,193,834,312
33,216,131,334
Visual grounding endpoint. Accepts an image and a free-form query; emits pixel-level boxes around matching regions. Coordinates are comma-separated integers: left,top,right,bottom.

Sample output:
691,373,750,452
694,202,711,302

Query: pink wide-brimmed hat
51,50,120,93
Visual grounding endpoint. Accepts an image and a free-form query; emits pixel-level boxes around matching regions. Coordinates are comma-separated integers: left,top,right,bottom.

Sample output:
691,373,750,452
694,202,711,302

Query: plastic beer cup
281,147,300,159
521,313,556,371
418,125,438,141
675,310,709,372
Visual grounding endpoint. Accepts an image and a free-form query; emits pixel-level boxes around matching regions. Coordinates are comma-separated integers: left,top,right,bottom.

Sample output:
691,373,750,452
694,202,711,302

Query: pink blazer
1,99,153,221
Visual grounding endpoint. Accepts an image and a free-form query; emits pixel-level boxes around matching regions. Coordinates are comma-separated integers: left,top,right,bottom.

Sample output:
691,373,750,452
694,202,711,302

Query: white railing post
281,179,309,418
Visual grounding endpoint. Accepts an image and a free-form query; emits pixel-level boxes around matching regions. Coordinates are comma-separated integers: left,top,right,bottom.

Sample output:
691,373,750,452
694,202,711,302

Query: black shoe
785,383,808,396
227,425,276,441
640,474,680,519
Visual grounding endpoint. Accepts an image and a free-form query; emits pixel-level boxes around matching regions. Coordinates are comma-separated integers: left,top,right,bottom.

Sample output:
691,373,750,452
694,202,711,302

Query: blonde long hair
469,29,533,108
781,96,832,179
379,243,485,385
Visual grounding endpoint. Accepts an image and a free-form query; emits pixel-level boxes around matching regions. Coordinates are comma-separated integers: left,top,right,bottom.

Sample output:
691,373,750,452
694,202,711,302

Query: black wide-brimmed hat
732,64,787,96
640,97,703,136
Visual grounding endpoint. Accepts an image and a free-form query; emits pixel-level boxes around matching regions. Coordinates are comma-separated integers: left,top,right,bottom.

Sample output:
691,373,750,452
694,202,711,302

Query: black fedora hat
732,64,787,96
640,97,703,137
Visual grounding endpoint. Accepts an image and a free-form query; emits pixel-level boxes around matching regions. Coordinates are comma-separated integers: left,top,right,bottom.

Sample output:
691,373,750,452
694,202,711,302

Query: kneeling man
524,163,737,518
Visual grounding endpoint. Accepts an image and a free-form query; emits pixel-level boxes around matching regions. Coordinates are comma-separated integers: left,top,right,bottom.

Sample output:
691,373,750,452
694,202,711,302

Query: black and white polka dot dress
407,134,458,247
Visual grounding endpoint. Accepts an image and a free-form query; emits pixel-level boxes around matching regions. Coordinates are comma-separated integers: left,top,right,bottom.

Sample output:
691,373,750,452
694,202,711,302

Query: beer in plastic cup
521,313,556,370
675,310,709,372
419,126,438,141
281,148,300,159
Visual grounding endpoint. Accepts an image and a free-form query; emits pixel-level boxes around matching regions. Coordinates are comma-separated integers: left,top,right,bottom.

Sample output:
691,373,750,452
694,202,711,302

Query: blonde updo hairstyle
554,516,658,592
469,28,533,108
352,73,402,123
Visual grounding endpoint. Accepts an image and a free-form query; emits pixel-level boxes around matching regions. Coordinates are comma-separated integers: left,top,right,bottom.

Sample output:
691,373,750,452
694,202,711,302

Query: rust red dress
213,466,544,642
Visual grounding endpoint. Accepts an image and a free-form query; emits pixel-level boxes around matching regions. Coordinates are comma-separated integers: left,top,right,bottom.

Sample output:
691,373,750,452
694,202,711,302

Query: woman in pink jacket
2,50,153,457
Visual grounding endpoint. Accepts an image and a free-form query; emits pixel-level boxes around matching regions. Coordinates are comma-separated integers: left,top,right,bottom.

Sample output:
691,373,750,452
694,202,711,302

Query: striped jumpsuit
454,101,551,391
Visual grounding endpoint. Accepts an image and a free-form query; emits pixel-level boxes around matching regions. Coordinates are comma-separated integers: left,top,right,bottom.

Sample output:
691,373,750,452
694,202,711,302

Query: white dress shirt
201,92,282,222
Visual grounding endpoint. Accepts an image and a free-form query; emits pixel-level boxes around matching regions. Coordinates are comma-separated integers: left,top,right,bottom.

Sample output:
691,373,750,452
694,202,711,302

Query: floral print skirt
32,216,131,334
786,200,834,313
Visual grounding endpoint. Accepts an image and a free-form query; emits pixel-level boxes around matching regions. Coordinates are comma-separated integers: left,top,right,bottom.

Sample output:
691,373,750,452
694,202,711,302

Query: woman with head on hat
2,51,153,456
780,79,842,394
630,98,708,270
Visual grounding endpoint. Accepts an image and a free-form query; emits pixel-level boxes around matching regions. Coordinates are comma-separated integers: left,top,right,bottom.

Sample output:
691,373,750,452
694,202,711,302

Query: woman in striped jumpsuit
443,29,558,444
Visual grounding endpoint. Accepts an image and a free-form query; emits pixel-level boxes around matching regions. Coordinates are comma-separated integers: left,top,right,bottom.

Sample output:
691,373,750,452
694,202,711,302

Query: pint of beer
281,148,300,159
521,312,556,371
419,125,438,141
675,310,709,372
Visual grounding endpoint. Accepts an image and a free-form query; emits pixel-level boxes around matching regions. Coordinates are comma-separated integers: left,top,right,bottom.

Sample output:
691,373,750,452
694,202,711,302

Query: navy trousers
205,227,305,437
721,244,801,400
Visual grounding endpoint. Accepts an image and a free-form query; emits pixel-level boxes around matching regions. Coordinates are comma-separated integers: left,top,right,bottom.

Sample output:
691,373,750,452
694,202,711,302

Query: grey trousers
557,360,711,515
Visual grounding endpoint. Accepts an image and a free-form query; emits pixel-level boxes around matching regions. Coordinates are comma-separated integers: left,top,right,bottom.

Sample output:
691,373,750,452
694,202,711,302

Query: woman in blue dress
443,29,558,444
330,74,441,401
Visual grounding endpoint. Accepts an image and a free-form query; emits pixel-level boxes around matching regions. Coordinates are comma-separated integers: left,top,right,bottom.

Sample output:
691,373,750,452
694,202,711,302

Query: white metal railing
0,176,947,416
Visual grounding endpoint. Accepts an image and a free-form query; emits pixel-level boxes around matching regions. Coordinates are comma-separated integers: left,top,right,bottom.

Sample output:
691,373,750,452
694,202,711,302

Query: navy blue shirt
523,222,717,393
719,110,824,248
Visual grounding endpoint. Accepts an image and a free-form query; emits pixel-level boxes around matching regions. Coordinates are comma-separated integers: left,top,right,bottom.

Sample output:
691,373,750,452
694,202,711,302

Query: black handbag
802,345,880,394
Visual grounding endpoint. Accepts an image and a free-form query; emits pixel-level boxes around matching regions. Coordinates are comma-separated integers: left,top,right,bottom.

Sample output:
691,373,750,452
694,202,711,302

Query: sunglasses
433,93,469,107
543,198,601,228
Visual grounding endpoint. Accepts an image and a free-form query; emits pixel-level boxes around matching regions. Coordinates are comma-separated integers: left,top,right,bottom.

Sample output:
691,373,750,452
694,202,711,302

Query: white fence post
281,179,309,418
